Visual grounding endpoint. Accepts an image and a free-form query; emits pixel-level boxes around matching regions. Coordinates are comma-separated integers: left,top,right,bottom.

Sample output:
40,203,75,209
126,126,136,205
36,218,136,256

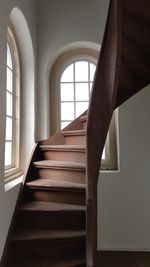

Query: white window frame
5,26,21,180
50,48,119,170
60,57,97,129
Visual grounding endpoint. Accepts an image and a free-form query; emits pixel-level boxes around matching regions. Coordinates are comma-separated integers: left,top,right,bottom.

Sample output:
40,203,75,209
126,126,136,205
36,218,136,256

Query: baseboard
96,250,150,266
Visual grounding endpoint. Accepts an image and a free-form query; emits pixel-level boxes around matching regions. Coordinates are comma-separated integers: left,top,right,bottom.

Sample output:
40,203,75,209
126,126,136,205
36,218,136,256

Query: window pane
61,102,74,120
6,92,13,116
75,83,89,101
7,44,12,69
75,102,89,117
61,64,73,82
75,61,88,82
5,117,12,140
61,121,71,129
90,63,96,81
61,83,74,101
5,142,12,166
7,67,13,92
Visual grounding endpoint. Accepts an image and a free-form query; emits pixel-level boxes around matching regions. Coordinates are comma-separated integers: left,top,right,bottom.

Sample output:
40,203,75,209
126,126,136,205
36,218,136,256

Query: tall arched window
50,48,119,169
5,27,20,179
60,60,96,129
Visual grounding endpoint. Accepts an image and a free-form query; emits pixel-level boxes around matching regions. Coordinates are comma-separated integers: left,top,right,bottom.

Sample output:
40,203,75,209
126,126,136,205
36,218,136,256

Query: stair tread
80,115,87,122
12,229,85,242
20,201,85,212
11,258,86,267
34,160,86,170
40,144,86,151
61,130,86,136
26,178,86,191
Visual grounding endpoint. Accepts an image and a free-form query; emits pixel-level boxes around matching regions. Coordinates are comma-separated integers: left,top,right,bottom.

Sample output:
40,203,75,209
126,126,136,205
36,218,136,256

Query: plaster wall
98,86,150,250
0,0,37,260
36,0,109,140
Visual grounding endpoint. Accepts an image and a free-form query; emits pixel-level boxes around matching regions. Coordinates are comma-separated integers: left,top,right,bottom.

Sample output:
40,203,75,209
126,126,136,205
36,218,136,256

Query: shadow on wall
0,6,35,263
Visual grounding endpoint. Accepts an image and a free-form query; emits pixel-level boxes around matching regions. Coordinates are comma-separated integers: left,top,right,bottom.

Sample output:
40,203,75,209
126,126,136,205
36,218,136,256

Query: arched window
60,59,96,129
5,26,20,179
50,48,119,169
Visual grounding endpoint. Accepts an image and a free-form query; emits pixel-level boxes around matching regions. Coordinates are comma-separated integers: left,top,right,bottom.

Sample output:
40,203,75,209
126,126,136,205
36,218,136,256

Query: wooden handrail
86,0,150,265
86,1,122,266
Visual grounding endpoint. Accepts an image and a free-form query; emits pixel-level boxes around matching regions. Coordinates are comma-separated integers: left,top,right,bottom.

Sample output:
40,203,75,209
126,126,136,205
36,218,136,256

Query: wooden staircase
3,1,150,267
6,114,87,267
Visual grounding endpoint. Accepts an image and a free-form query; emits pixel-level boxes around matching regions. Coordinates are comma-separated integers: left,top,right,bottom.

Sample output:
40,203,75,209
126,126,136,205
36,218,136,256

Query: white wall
36,0,150,251
0,0,37,261
99,85,150,251
36,0,110,140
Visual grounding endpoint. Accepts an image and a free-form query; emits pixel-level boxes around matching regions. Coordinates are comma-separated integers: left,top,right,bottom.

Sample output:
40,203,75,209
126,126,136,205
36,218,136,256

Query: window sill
5,166,23,180
100,169,120,173
5,174,23,192
5,168,24,192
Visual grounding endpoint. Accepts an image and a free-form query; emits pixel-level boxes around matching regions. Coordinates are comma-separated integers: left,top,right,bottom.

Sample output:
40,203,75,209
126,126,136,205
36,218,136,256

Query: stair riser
42,151,86,163
37,168,85,183
8,260,86,267
82,121,87,129
65,136,86,145
16,211,86,230
26,189,86,205
11,238,86,259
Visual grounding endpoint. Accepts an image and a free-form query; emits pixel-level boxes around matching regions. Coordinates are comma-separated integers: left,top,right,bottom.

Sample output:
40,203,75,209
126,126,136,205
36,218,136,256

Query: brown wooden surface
17,201,85,230
116,0,150,107
96,251,150,267
86,0,150,265
86,1,122,266
4,107,86,266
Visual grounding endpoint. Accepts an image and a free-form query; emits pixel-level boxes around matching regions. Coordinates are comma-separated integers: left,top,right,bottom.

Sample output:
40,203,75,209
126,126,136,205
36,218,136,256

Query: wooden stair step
62,130,86,136
25,179,86,205
61,130,86,145
80,116,87,129
12,229,85,242
33,160,86,183
40,145,86,162
19,201,85,212
26,179,86,192
11,229,86,260
80,115,87,122
40,144,86,152
34,160,86,171
17,201,86,230
9,255,86,267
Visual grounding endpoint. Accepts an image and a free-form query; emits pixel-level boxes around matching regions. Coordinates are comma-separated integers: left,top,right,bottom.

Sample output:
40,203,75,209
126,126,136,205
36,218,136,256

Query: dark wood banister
86,0,150,265
86,1,122,266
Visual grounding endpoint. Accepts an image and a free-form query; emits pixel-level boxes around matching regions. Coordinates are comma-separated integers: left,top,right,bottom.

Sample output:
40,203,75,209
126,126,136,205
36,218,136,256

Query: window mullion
73,63,76,119
88,62,90,99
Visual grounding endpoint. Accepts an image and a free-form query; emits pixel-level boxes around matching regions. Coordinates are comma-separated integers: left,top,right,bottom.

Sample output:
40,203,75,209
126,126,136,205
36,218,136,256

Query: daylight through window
50,49,119,170
5,27,20,178
60,61,96,129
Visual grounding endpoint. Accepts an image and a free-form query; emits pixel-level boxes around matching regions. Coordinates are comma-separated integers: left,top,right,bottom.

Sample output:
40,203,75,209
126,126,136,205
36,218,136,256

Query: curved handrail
86,0,122,266
86,0,150,265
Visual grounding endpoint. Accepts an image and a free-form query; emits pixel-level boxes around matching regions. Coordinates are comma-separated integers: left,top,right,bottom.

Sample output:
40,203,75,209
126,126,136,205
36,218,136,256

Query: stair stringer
3,111,87,267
